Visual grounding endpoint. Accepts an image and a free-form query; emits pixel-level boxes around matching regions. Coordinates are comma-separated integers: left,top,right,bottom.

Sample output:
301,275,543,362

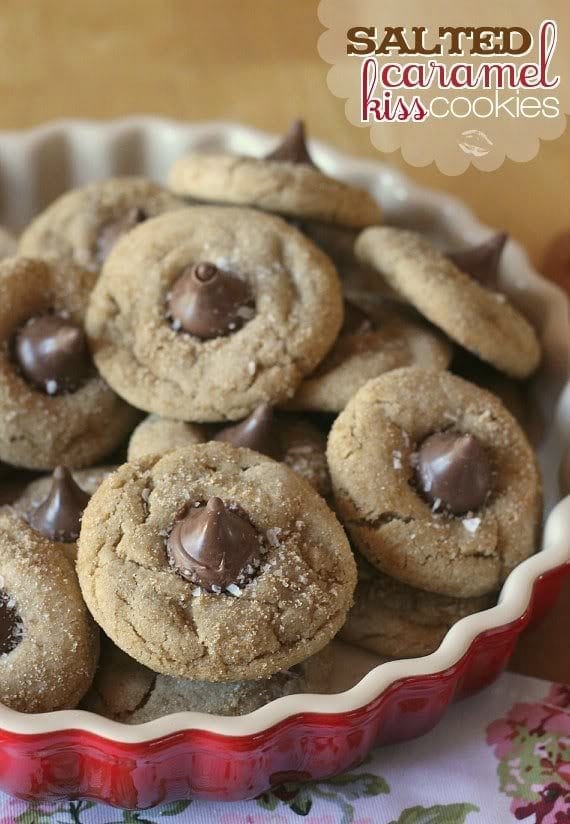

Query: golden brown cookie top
355,227,541,378
0,507,99,712
128,409,331,497
86,207,344,422
19,177,185,275
327,367,542,598
76,442,356,681
0,257,137,470
168,121,382,229
286,299,451,413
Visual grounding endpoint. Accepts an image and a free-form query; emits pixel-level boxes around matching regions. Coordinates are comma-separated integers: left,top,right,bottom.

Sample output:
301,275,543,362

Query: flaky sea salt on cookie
355,227,541,378
168,120,382,229
76,442,356,681
0,507,99,712
327,367,542,598
86,207,343,421
19,177,185,276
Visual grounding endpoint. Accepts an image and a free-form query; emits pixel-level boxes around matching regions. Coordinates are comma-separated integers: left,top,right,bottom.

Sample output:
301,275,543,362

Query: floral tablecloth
1,672,568,824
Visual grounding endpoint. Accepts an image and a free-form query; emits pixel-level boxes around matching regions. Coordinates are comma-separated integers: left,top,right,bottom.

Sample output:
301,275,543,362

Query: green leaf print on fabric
388,802,480,824
256,766,390,821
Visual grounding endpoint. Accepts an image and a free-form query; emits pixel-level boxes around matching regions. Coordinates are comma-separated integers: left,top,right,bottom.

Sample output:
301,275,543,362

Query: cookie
355,227,541,378
19,177,185,275
14,465,114,563
339,558,495,658
168,120,381,229
128,406,331,498
77,443,356,681
83,639,333,721
0,507,99,712
0,257,138,470
286,299,451,413
327,368,542,598
86,207,343,421
127,416,206,461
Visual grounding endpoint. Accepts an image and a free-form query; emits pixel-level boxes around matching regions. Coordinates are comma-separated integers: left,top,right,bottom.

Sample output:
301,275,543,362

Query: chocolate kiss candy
448,233,507,289
214,403,280,459
341,301,373,336
168,262,254,340
14,314,91,395
95,207,148,264
28,466,91,542
415,432,492,515
0,590,22,656
265,119,316,167
166,497,261,591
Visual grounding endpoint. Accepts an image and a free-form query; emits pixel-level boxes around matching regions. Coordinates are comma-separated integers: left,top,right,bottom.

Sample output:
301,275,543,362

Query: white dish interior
0,117,568,741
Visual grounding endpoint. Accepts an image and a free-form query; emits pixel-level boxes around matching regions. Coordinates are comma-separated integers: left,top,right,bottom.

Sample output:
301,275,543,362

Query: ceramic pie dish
0,118,568,808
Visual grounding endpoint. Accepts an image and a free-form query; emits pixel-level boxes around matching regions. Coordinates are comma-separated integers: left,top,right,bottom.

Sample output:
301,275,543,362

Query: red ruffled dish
0,119,568,807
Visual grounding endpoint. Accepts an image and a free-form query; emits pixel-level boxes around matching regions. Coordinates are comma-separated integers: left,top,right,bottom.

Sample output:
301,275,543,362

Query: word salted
347,26,533,57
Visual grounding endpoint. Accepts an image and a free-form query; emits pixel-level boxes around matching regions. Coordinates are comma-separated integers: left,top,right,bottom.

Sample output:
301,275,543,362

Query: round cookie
128,407,331,498
77,443,356,681
168,120,381,229
0,257,138,470
128,415,206,461
0,507,99,712
19,177,185,275
355,227,541,379
327,368,542,598
86,207,344,421
339,558,495,658
83,640,333,721
14,465,115,563
15,465,115,516
286,299,451,413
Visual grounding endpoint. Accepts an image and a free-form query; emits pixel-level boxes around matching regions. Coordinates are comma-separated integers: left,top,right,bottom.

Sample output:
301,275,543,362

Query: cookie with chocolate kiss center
13,314,92,395
214,403,281,459
415,432,492,515
166,497,261,591
168,262,254,340
264,119,316,167
28,465,91,542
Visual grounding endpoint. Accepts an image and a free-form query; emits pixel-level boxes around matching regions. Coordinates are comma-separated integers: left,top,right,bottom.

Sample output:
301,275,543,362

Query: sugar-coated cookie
356,227,540,378
86,207,343,421
128,406,331,497
77,443,356,681
19,177,185,275
82,639,333,721
0,257,138,469
286,299,451,413
327,368,542,598
0,507,99,712
339,558,495,658
168,121,381,229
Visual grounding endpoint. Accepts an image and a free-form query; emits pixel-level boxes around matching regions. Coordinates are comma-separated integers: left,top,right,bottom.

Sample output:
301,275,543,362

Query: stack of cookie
0,120,543,718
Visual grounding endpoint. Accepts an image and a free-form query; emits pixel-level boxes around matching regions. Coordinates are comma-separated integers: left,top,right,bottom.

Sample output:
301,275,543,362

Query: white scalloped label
318,1,569,174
